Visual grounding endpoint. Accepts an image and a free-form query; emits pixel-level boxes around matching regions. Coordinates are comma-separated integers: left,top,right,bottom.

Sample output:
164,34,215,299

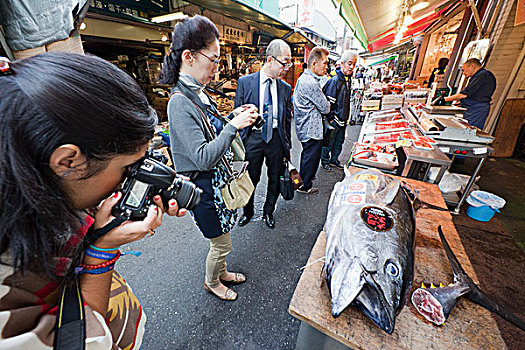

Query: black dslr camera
112,150,202,220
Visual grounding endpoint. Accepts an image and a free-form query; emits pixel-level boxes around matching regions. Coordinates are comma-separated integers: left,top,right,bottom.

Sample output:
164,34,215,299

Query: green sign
89,0,170,23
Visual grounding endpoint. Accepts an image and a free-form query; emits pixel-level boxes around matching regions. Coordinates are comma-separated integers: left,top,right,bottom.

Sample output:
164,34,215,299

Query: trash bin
465,190,506,222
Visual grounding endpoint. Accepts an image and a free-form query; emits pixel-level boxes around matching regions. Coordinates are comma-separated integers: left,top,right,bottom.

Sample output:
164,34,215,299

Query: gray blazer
168,81,237,174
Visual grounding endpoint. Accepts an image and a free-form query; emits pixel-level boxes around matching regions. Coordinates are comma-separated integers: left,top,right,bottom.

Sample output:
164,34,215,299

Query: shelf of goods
351,108,451,183
209,92,235,116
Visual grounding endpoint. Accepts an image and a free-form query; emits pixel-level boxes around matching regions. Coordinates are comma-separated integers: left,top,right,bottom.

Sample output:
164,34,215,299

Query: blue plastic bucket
465,190,505,222
466,204,499,222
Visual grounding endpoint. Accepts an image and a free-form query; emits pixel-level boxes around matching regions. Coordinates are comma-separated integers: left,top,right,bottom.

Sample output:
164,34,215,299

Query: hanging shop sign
89,0,170,24
297,0,314,28
223,26,247,44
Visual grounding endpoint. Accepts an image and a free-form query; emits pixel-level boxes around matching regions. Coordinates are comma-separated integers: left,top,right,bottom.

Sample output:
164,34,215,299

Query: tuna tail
411,283,469,325
437,226,525,331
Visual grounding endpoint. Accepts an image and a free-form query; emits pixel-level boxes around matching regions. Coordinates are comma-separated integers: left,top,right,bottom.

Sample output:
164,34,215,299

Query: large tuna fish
322,169,416,334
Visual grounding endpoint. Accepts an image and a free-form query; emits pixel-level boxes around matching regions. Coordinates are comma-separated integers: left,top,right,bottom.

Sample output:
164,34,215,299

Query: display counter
349,106,495,212
288,167,506,349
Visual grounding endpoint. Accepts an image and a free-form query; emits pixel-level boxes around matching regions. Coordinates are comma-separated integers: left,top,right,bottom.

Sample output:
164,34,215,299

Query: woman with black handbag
162,15,258,301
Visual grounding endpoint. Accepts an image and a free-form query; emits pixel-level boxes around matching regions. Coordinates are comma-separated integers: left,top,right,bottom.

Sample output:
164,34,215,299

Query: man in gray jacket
0,0,87,59
293,47,330,194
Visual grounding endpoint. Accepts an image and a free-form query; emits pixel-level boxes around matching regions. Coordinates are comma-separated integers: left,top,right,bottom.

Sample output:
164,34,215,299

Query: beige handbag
185,93,254,209
220,160,254,210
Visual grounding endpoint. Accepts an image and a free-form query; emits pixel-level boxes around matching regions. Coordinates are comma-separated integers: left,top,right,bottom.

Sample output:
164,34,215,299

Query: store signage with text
223,26,246,43
89,0,170,23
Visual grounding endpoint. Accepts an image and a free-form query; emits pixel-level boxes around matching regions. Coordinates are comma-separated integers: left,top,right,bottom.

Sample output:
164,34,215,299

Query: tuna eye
386,262,399,277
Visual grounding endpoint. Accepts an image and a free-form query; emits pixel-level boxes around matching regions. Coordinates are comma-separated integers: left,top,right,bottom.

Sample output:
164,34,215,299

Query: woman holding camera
0,53,184,349
162,15,258,301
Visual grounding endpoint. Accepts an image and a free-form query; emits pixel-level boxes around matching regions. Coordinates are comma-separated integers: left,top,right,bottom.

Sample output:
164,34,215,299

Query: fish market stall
288,167,506,349
350,107,452,183
350,105,495,213
416,105,495,213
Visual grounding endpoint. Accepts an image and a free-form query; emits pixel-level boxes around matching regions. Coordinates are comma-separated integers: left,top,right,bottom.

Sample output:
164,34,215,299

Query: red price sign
360,206,393,232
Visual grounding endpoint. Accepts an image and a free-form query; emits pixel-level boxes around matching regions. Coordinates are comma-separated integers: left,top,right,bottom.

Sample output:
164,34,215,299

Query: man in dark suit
234,39,293,229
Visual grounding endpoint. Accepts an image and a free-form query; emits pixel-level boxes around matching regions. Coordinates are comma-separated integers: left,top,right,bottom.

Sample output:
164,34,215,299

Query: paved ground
118,123,524,349
118,125,360,349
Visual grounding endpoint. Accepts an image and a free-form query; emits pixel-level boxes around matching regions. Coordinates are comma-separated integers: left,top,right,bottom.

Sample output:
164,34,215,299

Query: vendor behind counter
443,58,496,129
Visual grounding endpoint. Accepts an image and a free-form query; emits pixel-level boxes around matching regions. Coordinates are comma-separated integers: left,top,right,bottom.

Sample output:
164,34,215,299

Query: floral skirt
190,167,237,239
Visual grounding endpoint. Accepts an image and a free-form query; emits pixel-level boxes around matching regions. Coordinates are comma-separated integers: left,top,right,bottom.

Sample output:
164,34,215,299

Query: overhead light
393,31,403,45
402,15,414,26
79,22,86,30
411,1,430,12
161,34,168,42
151,12,187,23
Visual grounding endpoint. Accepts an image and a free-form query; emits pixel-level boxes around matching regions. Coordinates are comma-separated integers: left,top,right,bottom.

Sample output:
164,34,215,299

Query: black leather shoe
329,161,344,170
238,214,253,227
263,213,275,229
321,163,332,172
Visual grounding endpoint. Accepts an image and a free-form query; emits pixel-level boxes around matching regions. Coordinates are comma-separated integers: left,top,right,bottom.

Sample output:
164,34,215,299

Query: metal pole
454,156,487,214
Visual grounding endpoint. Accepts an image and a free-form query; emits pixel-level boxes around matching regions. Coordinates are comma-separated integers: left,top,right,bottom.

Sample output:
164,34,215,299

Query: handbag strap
171,91,235,178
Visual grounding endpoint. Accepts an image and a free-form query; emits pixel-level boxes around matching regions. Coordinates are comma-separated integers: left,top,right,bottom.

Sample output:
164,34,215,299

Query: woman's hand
229,104,258,130
231,104,255,117
91,192,186,249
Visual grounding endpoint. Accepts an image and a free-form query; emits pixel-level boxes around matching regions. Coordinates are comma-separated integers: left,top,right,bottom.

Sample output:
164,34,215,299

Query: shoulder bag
180,92,254,210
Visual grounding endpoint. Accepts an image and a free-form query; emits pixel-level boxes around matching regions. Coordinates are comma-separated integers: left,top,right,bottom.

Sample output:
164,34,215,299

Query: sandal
203,283,237,301
220,272,246,284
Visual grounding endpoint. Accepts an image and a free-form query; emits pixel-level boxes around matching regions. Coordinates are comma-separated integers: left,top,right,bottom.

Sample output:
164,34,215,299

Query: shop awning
368,55,398,66
332,0,463,53
183,0,316,46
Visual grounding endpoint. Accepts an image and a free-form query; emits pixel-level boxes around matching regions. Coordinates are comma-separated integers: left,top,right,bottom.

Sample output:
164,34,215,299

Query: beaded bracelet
77,251,121,272
84,248,118,260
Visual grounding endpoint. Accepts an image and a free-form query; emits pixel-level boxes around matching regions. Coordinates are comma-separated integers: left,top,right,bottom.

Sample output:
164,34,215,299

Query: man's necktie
262,78,273,143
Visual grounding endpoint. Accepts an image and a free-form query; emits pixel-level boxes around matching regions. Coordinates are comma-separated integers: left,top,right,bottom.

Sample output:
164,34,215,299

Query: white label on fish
334,183,367,206
354,174,378,181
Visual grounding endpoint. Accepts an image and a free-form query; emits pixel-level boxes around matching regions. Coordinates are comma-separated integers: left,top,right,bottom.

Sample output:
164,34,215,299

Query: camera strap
54,278,85,350
86,215,128,245
53,215,127,349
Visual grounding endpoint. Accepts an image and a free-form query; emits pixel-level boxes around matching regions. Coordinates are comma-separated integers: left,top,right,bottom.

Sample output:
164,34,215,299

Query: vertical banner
515,0,525,26
297,0,314,28
304,45,312,63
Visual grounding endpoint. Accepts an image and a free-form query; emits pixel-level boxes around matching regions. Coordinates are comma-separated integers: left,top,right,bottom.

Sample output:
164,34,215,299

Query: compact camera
253,113,266,129
112,150,202,220
239,104,265,129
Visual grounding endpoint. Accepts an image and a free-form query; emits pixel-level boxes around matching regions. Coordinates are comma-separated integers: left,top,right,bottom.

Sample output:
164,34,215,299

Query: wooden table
288,167,506,349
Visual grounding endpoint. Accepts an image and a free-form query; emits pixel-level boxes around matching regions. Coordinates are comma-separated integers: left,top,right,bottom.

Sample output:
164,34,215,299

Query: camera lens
166,176,202,211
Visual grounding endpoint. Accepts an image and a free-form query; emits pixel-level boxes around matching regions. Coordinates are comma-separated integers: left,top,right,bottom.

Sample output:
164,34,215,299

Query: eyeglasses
191,50,220,65
271,56,293,69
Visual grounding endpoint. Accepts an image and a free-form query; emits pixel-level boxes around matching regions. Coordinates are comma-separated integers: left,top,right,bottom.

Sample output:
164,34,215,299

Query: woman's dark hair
0,52,157,276
161,15,220,85
438,57,449,69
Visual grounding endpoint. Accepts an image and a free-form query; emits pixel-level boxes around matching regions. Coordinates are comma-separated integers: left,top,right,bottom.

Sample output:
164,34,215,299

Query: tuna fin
437,226,525,331
375,179,400,205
